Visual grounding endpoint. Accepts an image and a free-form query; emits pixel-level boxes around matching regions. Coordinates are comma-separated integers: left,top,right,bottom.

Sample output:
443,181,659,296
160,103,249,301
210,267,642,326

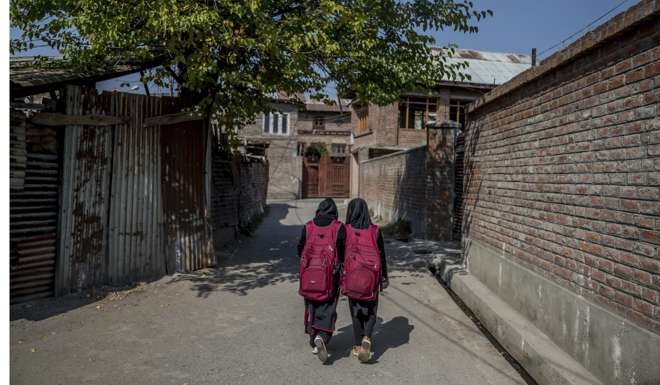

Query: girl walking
341,198,388,363
297,198,346,363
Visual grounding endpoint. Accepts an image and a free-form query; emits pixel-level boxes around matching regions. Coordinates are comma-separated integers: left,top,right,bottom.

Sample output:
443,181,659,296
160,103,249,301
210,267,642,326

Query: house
239,95,352,199
351,49,532,239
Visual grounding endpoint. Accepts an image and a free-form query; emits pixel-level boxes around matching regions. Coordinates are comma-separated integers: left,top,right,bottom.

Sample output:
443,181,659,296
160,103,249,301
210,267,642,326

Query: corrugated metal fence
56,86,212,295
10,110,60,303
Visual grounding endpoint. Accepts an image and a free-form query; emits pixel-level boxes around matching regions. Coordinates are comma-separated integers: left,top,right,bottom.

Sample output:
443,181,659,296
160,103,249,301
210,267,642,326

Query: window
449,99,469,128
313,117,325,130
263,112,290,135
355,106,369,135
398,96,437,130
331,144,346,155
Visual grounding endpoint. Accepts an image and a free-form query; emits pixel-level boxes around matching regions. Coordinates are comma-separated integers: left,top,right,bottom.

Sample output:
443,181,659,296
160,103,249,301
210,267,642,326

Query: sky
430,0,631,60
10,0,634,95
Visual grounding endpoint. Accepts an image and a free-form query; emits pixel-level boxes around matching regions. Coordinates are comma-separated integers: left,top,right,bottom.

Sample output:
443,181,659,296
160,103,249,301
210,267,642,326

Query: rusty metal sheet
161,120,214,272
56,87,213,295
10,110,60,303
105,92,166,284
56,85,112,294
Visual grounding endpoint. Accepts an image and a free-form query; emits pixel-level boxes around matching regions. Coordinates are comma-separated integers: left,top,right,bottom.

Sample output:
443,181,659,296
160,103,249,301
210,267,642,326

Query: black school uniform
347,230,387,346
298,214,346,345
344,198,389,347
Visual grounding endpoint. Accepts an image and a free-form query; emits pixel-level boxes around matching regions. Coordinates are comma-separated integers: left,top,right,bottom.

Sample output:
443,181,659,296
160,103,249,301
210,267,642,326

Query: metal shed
10,59,214,302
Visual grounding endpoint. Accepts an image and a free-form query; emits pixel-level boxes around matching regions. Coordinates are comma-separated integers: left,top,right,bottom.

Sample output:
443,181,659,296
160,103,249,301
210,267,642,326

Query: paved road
11,200,528,385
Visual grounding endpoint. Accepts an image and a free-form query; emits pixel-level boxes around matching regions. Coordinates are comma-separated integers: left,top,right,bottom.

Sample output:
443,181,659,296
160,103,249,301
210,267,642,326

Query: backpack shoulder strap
328,220,339,242
305,221,315,240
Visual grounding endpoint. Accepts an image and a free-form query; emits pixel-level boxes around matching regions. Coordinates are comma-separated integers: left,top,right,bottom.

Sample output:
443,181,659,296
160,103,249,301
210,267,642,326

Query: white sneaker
358,337,371,363
314,335,329,363
311,346,319,354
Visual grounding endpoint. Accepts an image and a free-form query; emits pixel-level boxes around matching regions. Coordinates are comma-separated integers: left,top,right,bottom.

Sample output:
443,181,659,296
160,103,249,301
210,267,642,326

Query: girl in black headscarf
297,198,346,362
344,198,388,363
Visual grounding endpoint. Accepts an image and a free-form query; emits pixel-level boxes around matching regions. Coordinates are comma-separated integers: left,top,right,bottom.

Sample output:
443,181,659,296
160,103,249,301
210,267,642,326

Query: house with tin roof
350,48,532,239
350,48,532,159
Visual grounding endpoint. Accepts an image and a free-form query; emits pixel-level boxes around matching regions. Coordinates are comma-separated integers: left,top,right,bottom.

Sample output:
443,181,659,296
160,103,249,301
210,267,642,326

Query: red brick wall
360,146,429,235
398,129,427,148
464,12,660,332
360,128,456,240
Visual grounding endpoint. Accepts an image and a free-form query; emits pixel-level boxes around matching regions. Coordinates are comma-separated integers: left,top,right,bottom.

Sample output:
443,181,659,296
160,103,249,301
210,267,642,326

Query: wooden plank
143,111,204,127
31,112,129,126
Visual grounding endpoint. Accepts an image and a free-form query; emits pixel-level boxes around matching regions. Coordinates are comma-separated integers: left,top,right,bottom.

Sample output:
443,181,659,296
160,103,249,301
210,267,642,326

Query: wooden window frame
313,116,325,131
398,96,438,130
263,112,290,136
449,99,469,128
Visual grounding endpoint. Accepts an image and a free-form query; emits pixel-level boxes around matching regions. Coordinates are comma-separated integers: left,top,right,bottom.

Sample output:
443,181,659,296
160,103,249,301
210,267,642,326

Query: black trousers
304,289,340,346
348,297,378,346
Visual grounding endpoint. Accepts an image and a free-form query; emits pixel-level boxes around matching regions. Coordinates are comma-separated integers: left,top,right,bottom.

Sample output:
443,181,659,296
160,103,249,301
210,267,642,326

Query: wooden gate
302,155,349,198
302,156,320,198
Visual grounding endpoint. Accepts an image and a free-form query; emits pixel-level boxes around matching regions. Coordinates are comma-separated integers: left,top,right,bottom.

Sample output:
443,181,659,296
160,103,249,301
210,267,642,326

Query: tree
11,0,491,133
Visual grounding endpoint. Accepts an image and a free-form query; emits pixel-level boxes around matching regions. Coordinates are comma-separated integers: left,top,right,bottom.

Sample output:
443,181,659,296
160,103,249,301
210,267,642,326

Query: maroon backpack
299,220,341,301
341,224,381,301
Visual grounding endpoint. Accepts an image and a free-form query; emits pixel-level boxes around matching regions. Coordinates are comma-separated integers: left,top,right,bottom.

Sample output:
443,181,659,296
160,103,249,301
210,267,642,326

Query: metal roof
433,48,532,87
303,97,351,112
10,56,156,97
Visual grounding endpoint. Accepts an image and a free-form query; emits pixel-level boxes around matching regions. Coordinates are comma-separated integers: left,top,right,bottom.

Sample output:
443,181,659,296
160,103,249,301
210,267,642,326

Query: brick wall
238,158,269,227
398,129,426,148
464,5,660,333
360,146,427,235
360,128,455,240
351,88,483,152
211,150,269,249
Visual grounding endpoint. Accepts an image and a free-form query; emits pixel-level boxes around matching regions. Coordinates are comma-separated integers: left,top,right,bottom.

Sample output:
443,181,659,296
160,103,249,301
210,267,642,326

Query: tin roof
10,56,156,97
303,97,351,112
433,48,532,87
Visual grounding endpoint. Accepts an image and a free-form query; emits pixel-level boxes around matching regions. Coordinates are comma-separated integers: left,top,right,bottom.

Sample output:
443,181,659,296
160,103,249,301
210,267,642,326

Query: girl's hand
380,277,389,291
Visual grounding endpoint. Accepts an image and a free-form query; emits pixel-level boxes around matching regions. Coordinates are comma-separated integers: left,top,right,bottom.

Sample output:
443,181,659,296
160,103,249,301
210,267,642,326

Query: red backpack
341,224,381,301
299,220,341,301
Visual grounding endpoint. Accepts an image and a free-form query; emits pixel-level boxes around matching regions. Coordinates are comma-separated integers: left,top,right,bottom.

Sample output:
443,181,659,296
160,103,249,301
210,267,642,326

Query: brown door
302,157,320,198
303,155,349,198
324,156,350,197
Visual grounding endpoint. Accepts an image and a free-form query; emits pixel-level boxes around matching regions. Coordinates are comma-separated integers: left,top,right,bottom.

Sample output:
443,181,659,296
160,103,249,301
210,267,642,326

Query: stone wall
463,2,660,384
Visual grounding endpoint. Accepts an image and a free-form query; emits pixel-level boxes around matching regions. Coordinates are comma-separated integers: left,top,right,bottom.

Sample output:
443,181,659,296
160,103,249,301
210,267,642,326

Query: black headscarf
346,198,371,229
315,198,338,222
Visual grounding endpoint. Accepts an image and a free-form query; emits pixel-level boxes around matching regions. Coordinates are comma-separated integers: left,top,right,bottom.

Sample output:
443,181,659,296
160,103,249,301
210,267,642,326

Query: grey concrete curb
448,273,604,385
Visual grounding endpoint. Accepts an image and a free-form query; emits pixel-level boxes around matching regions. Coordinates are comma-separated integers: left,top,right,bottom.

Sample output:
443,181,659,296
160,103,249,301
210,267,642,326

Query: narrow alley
10,200,529,385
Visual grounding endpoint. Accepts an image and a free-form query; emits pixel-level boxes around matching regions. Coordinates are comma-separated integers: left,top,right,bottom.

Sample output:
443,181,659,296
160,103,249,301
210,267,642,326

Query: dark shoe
314,335,329,363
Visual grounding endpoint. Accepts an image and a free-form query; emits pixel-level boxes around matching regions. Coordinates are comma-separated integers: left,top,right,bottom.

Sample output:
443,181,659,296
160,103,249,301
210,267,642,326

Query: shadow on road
324,315,414,365
167,202,304,297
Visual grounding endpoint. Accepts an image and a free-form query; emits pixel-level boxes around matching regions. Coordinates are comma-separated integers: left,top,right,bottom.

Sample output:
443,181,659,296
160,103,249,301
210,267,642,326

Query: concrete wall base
462,239,660,385
450,273,604,385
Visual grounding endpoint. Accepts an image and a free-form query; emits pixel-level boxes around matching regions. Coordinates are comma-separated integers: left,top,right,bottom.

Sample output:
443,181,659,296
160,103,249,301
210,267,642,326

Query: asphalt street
10,199,528,385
